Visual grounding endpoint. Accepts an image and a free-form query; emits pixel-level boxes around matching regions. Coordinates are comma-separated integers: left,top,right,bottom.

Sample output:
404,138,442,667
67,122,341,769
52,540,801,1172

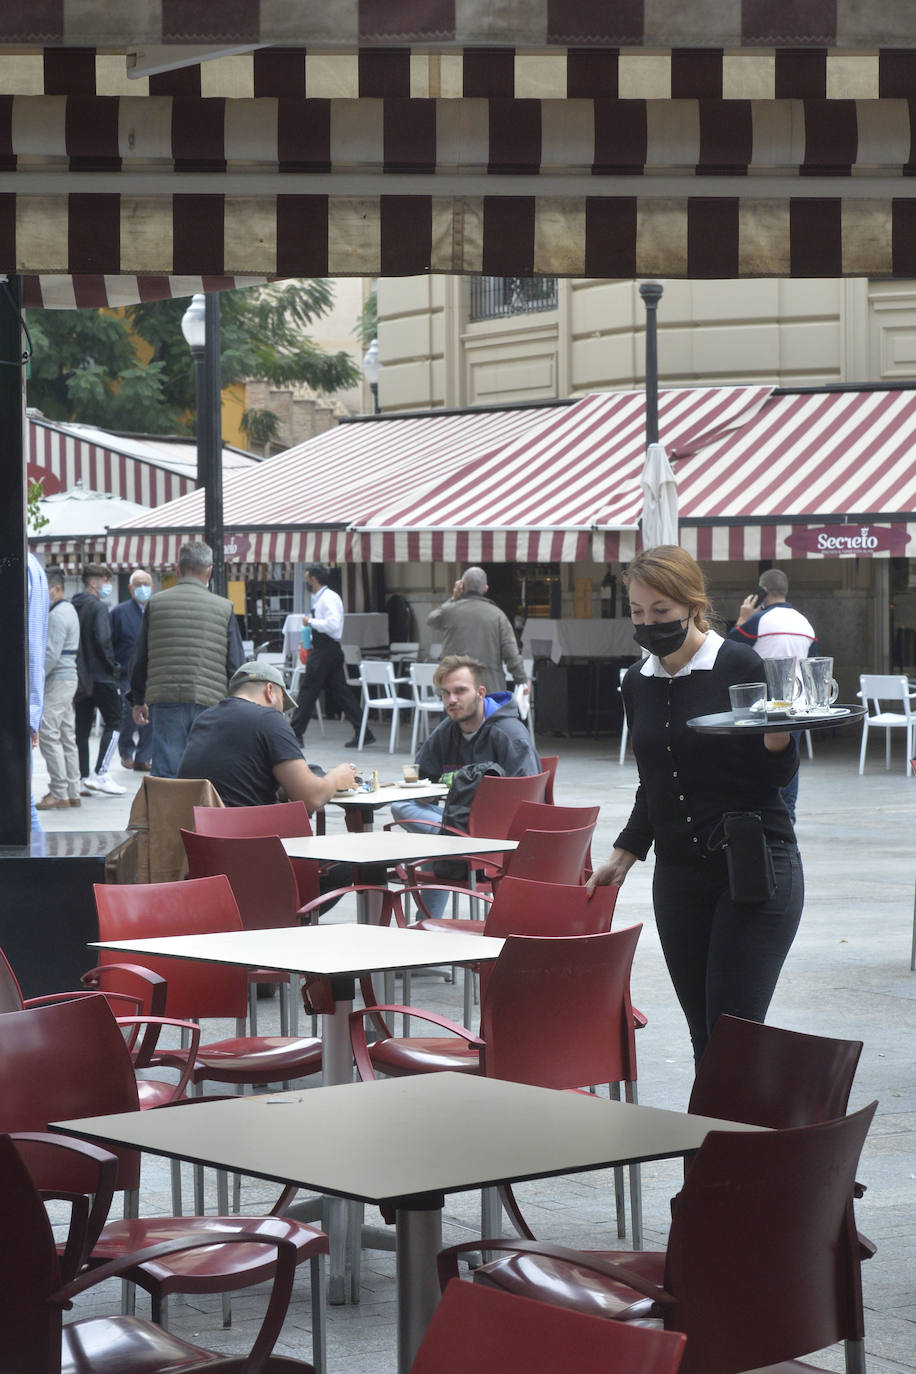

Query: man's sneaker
345,730,374,748
79,778,94,796
120,756,134,769
90,772,126,795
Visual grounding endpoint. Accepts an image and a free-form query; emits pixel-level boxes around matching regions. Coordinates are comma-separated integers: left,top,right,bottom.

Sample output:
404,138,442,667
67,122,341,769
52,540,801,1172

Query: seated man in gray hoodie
390,653,541,916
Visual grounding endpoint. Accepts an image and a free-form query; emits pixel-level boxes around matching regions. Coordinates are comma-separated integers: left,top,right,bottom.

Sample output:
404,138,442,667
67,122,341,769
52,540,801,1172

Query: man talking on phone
727,567,817,821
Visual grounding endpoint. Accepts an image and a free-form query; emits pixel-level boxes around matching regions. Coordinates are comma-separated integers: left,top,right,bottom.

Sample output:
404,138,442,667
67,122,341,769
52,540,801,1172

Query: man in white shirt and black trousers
289,564,372,747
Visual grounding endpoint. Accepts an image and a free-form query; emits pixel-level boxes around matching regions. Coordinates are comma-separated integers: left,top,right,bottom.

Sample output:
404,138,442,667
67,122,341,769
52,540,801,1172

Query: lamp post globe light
362,337,380,413
181,292,226,596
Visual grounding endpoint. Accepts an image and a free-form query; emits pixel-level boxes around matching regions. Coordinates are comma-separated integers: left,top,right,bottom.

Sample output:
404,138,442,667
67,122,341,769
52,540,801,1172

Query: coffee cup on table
402,764,419,783
729,682,767,722
799,657,839,712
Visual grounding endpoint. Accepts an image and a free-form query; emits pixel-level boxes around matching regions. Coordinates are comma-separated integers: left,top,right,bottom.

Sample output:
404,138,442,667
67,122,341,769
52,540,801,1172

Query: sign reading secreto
223,534,251,561
785,525,911,556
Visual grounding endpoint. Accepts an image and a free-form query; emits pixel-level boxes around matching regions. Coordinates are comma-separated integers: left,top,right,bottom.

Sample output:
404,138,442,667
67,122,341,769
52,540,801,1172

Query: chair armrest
23,989,141,1014
51,1231,319,1374
348,1003,483,1081
436,1237,673,1315
82,962,168,1016
12,1131,118,1276
115,1015,201,1100
297,885,406,927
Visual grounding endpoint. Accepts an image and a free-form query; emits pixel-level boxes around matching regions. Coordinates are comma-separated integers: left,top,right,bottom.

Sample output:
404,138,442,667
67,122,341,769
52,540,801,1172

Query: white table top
329,782,448,810
53,1072,762,1207
91,922,505,979
281,833,514,866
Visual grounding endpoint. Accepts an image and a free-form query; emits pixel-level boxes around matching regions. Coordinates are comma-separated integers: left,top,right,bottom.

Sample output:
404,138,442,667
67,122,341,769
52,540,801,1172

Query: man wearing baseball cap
177,659,359,809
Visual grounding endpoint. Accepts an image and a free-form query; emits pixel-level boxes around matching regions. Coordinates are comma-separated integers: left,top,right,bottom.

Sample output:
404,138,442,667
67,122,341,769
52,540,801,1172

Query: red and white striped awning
672,387,916,560
355,385,773,563
106,404,555,567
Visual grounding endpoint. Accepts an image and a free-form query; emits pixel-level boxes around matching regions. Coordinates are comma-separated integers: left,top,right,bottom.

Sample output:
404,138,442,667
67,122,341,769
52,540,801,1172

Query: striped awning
29,417,198,507
355,385,773,562
672,386,916,560
106,403,555,566
108,383,916,565
3,31,916,294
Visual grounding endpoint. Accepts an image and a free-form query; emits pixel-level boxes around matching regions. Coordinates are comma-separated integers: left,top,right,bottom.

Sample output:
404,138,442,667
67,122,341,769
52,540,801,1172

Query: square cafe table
326,781,448,832
90,921,506,1305
54,1072,763,1374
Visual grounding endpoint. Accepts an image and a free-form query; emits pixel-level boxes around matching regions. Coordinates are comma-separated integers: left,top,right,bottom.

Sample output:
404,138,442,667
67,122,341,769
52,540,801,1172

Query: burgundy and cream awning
2,6,916,296
106,403,556,567
107,382,916,565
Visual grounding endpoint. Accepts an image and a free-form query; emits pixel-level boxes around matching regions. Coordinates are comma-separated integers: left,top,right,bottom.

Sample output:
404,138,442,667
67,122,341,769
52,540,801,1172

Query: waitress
587,546,803,1062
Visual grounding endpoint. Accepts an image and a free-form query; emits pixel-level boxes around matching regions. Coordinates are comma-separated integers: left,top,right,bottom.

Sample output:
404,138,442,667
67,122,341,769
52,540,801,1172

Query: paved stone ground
32,715,916,1373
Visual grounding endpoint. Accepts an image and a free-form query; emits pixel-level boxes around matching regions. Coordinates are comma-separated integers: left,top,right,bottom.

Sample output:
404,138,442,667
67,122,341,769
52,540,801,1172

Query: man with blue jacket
111,568,153,771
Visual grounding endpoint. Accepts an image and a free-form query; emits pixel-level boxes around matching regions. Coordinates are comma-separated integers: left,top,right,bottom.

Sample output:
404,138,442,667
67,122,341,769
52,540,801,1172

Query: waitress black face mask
633,618,690,657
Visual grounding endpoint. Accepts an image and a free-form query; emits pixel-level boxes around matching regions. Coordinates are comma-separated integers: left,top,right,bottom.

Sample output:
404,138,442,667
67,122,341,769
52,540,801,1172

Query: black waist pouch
708,812,776,904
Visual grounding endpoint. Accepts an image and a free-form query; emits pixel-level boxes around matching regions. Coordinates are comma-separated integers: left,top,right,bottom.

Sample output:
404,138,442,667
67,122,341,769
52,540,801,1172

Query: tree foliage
26,280,360,441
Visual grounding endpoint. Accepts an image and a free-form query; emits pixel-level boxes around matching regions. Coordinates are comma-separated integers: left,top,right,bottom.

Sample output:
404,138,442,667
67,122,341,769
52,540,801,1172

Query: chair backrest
665,1102,876,1374
860,673,913,714
539,754,559,804
483,876,619,940
480,927,641,1088
360,660,398,692
503,825,595,886
467,772,549,839
0,996,141,1192
128,775,224,884
192,799,312,839
0,1131,67,1374
191,800,317,907
411,1280,686,1374
506,800,599,840
409,661,440,700
181,831,301,931
688,1014,862,1128
94,875,250,1020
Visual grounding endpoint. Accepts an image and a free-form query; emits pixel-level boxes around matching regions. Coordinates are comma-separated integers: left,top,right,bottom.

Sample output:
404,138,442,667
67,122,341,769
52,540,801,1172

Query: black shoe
345,730,375,747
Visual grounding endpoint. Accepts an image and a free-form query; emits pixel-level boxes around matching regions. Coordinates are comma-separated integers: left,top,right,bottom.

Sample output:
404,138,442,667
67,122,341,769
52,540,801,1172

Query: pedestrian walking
36,566,81,810
111,567,153,771
426,566,528,694
72,563,124,796
289,564,368,747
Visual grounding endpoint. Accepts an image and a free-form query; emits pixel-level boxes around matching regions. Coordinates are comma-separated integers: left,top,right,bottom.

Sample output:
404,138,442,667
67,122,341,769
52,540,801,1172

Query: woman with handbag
587,546,803,1063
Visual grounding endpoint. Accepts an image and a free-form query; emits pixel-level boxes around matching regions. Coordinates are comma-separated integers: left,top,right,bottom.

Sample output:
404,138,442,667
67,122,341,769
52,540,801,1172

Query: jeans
390,799,449,919
653,842,804,1063
150,701,208,778
778,732,802,822
118,684,153,765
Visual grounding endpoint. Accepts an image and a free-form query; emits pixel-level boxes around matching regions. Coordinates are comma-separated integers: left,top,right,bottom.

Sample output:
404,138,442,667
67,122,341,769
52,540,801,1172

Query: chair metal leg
311,1251,329,1374
911,876,916,971
844,1337,866,1374
170,1158,183,1215
625,1081,643,1250
248,981,258,1036
859,722,868,774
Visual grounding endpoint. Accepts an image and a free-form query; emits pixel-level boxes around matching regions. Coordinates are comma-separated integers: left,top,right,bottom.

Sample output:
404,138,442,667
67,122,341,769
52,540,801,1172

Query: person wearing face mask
587,545,804,1064
71,562,125,795
111,568,154,772
288,563,369,748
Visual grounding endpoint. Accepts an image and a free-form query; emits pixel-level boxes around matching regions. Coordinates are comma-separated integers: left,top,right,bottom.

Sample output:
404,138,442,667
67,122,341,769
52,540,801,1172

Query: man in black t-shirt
178,660,358,810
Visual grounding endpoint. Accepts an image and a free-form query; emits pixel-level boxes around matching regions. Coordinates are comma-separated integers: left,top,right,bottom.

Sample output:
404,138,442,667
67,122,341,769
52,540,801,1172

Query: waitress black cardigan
614,638,799,866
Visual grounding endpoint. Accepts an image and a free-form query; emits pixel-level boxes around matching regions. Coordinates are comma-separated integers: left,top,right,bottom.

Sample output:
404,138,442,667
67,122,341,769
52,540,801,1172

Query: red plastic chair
539,754,559,805
0,996,328,1349
191,800,321,909
440,1101,877,1374
181,830,313,1036
93,875,322,1084
412,1280,686,1374
351,925,643,1246
0,1129,321,1374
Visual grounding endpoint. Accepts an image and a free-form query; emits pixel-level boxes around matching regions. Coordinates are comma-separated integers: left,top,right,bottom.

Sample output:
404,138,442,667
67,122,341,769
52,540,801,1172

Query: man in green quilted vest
129,540,245,778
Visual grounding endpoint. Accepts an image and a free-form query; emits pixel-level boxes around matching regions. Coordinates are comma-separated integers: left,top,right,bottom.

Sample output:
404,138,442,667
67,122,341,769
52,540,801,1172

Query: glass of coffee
799,657,839,711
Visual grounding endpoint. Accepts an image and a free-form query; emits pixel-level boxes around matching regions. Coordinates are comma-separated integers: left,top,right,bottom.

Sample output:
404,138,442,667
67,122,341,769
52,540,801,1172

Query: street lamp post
362,337,380,414
181,293,226,597
638,281,664,447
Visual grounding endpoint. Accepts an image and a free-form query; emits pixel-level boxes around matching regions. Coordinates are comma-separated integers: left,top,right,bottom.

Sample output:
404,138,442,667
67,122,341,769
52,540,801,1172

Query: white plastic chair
342,643,362,684
409,662,443,754
357,660,414,752
858,674,916,775
288,663,325,737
